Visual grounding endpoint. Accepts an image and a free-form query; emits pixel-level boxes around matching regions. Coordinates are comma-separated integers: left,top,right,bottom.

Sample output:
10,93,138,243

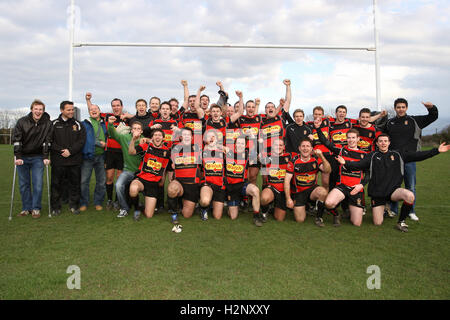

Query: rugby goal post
67,0,382,111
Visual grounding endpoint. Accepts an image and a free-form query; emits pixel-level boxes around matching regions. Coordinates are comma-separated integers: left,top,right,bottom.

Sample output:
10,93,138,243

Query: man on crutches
11,99,52,219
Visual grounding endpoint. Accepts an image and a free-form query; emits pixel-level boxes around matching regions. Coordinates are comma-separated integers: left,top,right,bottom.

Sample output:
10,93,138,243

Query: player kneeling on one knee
224,135,262,226
284,138,331,227
128,129,170,219
260,139,291,221
167,128,202,222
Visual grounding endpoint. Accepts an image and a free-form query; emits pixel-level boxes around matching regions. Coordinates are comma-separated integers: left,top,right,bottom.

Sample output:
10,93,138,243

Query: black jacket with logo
383,106,438,153
50,115,86,166
285,122,313,154
12,112,53,160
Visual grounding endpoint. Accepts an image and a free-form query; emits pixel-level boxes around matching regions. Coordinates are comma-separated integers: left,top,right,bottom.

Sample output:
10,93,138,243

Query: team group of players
12,80,450,232
83,79,447,232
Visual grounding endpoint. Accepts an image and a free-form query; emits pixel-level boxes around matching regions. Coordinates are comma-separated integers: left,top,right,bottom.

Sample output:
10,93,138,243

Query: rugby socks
156,186,164,208
130,195,139,211
328,207,339,217
398,201,414,223
200,205,209,220
316,201,325,219
341,199,349,212
261,204,269,215
167,196,179,223
167,196,178,213
106,183,113,201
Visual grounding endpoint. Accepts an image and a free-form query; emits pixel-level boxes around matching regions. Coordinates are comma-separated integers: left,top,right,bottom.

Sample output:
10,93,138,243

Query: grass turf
0,144,449,299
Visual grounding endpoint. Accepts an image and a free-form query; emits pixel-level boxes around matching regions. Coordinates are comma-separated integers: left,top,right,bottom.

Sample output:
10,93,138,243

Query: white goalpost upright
68,0,381,110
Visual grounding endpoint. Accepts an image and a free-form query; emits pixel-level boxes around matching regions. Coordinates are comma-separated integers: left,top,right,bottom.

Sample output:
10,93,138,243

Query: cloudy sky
0,0,448,134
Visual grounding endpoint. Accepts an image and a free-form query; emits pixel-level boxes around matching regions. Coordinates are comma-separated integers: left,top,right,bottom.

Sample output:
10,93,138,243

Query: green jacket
107,125,142,173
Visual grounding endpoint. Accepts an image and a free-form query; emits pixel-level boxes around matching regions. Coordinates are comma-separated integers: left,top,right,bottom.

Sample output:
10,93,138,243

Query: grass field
0,144,449,300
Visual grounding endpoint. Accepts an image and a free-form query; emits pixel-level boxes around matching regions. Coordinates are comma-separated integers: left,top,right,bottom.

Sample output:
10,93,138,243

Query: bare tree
0,108,28,144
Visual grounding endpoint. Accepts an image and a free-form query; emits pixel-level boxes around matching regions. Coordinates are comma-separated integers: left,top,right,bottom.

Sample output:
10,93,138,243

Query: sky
0,0,449,134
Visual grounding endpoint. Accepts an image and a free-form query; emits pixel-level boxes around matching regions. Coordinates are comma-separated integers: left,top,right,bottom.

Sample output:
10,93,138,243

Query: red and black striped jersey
204,117,228,146
225,149,249,185
328,118,358,148
102,113,129,151
261,153,291,192
180,111,204,145
202,148,226,189
239,115,261,161
149,118,182,148
336,146,367,187
135,142,171,182
353,124,380,153
260,114,285,155
171,143,202,184
306,118,331,155
225,119,242,150
287,156,321,193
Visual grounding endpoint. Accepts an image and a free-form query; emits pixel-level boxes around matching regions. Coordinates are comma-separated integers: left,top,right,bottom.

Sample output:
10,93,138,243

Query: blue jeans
390,161,416,214
115,170,135,211
17,155,45,211
80,154,106,207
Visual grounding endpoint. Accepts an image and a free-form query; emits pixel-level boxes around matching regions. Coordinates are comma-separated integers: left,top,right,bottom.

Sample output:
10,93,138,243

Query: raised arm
107,116,118,140
282,79,291,113
128,128,141,155
230,90,244,123
181,80,189,109
216,81,229,107
85,92,93,110
412,101,438,129
194,85,206,119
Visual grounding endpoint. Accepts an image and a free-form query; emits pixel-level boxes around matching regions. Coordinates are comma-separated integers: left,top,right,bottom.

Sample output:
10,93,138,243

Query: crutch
46,163,51,218
9,158,17,221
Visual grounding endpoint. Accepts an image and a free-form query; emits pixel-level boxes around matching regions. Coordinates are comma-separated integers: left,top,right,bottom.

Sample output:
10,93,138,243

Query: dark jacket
50,115,86,166
12,112,53,160
383,106,438,152
344,148,439,198
129,112,154,129
81,118,107,160
285,122,313,154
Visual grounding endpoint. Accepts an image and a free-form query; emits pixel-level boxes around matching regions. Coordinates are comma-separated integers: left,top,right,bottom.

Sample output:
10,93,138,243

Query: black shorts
105,150,124,170
137,177,159,198
180,181,200,203
226,182,248,202
263,185,286,211
248,161,261,168
294,185,318,207
370,195,394,208
334,184,365,208
166,159,174,172
202,183,226,203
